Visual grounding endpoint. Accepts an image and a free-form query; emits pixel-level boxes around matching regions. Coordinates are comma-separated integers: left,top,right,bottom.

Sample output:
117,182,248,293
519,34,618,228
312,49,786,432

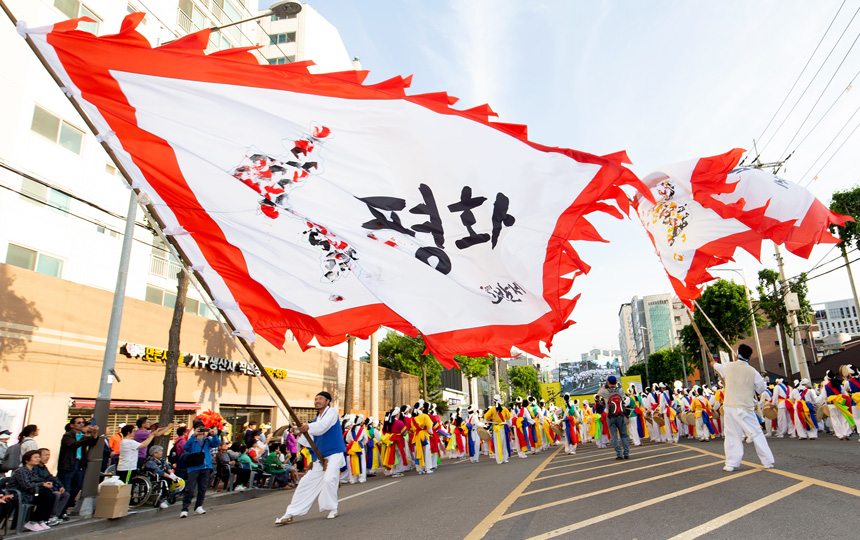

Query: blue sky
261,1,860,366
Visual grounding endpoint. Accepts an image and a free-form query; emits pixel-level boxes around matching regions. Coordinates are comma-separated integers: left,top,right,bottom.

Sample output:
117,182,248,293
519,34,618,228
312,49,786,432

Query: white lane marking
666,481,811,540
338,480,399,502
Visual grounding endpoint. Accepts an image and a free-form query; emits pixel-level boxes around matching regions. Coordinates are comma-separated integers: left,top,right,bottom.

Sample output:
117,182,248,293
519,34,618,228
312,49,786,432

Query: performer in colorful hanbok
560,393,580,454
410,401,434,474
511,397,532,458
527,396,544,453
839,364,860,438
758,386,775,437
791,379,818,440
643,387,662,442
820,370,855,440
626,385,646,447
427,403,443,469
771,378,795,438
658,383,679,443
483,395,511,464
382,408,410,477
344,414,368,484
691,387,715,441
466,405,481,463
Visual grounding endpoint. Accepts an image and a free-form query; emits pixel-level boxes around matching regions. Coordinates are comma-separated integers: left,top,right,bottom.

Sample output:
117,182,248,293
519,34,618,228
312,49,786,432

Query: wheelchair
127,469,179,509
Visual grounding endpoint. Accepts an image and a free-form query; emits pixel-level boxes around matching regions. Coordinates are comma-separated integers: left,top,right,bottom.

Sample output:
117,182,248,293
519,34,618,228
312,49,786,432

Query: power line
0,182,162,250
805,110,860,187
799,100,860,186
777,26,860,163
755,3,860,161
743,0,847,165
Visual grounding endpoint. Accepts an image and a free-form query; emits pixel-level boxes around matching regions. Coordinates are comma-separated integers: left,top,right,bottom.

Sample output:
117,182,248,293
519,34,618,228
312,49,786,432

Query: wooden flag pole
686,308,713,387
692,300,735,359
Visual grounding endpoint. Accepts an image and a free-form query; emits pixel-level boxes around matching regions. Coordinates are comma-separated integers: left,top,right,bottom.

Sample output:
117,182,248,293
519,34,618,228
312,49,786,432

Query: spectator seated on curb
145,446,185,509
264,443,293,490
34,449,70,526
10,450,55,532
233,445,258,492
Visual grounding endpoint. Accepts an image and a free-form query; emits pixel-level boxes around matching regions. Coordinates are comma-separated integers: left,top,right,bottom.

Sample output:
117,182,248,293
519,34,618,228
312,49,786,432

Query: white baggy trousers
722,406,774,468
285,453,345,516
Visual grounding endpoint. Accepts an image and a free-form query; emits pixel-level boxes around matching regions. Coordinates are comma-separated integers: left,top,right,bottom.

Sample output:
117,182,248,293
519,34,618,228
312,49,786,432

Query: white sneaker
47,517,60,526
234,485,246,492
194,507,206,515
159,501,169,509
723,465,735,472
392,473,404,477
763,463,775,469
23,522,42,532
180,510,188,518
327,511,338,519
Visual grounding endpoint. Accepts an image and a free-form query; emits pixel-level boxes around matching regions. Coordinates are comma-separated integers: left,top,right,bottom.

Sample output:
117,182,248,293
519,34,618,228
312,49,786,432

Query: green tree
829,187,860,312
455,355,493,405
830,187,860,248
757,268,813,366
377,331,443,403
508,365,541,400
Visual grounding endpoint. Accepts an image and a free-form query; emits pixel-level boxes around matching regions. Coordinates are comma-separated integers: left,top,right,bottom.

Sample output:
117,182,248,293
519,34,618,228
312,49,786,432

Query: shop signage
121,343,287,380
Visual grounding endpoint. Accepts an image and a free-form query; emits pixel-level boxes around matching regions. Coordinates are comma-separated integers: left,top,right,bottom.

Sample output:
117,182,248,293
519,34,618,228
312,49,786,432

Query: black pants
30,488,54,523
182,469,211,511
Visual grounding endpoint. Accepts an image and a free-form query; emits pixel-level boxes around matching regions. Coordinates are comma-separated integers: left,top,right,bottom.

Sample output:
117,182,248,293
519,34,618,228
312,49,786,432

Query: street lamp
163,2,302,44
639,327,651,387
711,268,765,373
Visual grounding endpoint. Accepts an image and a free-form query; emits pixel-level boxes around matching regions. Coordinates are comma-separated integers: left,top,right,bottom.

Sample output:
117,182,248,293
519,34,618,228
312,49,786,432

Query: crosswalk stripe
666,481,811,539
505,460,721,518
535,448,691,481
522,454,709,496
521,469,759,540
462,447,561,540
542,445,678,470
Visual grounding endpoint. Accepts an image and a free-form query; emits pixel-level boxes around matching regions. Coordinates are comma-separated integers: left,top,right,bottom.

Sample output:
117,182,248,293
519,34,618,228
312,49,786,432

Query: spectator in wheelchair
10,450,55,531
34,448,70,526
144,446,184,509
118,423,173,483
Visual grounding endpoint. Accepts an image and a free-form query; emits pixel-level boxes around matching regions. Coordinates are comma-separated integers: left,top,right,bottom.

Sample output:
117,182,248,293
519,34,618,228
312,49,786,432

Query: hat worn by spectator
316,391,332,401
607,375,618,384
0,430,11,439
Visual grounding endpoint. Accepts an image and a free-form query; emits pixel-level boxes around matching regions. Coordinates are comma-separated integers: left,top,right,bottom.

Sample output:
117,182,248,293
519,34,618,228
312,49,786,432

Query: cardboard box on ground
94,483,132,519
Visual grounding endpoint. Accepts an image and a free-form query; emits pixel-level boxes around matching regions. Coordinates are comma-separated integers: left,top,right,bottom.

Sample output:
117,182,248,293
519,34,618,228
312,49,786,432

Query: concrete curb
22,488,280,540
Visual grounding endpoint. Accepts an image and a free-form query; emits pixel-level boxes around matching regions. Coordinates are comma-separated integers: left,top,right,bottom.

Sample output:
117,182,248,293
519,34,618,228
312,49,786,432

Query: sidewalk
14,487,280,539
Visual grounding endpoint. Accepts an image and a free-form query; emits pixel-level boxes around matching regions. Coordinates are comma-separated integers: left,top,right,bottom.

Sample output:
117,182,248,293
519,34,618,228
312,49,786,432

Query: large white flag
635,148,851,306
26,14,646,366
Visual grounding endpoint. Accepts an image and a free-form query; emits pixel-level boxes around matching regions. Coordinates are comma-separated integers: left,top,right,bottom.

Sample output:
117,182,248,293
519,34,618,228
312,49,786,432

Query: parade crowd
3,358,859,533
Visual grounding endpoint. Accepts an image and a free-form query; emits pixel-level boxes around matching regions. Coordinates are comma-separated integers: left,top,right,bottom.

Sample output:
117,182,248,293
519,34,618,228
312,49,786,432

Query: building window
269,32,296,45
6,244,64,278
96,224,120,238
31,105,84,155
55,1,101,34
267,56,296,65
271,12,297,21
145,285,215,318
20,177,70,216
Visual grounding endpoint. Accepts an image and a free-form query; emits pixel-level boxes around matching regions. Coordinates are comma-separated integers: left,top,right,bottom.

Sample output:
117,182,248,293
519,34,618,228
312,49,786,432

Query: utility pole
775,244,810,380
370,331,379,421
343,336,354,415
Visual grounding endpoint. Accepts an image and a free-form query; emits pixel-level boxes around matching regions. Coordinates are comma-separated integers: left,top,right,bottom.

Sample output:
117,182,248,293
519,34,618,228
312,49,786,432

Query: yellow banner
540,383,601,408
621,375,643,393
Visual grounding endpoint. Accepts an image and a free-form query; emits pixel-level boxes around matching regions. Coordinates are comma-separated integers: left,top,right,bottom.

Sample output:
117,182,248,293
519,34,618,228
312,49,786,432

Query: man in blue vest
275,391,344,525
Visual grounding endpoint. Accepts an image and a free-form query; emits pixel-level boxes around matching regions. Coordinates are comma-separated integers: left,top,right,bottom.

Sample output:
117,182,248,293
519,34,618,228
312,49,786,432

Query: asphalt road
70,434,860,540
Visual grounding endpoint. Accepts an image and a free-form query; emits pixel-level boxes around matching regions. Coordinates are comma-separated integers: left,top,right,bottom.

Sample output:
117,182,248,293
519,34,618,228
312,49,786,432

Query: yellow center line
535,448,691,481
681,442,860,498
523,469,759,540
504,460,722,519
542,444,680,470
462,447,560,540
666,481,811,540
522,454,710,496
